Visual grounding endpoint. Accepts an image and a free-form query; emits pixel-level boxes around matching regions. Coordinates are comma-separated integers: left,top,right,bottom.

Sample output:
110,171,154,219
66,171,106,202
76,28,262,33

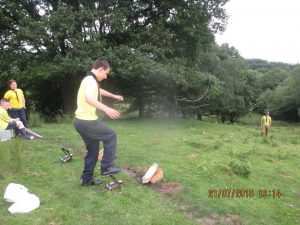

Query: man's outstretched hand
105,107,121,119
114,95,124,101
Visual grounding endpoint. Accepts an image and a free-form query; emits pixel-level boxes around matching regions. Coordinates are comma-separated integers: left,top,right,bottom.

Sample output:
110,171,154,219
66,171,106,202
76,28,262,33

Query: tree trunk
221,114,226,123
61,77,81,115
168,106,176,118
167,95,176,118
182,109,187,119
197,113,203,120
197,109,203,120
138,98,145,119
229,115,235,124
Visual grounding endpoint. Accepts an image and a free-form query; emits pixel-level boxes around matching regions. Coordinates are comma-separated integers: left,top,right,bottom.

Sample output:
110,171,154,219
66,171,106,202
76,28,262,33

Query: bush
55,114,73,123
229,159,251,178
237,112,261,125
28,111,44,127
213,140,223,150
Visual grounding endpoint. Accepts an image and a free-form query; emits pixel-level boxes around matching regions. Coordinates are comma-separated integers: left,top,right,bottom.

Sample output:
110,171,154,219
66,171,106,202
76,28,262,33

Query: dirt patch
26,171,47,177
224,214,244,225
183,212,243,225
279,172,294,180
188,152,199,158
47,222,60,225
122,166,182,194
123,166,243,224
122,165,148,178
197,214,218,225
73,151,86,158
151,140,161,145
151,181,183,194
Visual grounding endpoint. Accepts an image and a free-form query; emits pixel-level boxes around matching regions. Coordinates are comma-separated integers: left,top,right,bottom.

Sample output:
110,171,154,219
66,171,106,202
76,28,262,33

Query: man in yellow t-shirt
4,79,27,130
74,58,124,186
261,112,272,136
0,98,33,140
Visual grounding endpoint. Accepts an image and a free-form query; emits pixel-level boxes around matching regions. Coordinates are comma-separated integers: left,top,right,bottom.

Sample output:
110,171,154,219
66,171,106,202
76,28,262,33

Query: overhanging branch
175,87,209,103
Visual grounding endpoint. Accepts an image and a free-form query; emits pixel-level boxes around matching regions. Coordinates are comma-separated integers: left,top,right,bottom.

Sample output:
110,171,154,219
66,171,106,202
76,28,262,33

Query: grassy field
0,115,299,225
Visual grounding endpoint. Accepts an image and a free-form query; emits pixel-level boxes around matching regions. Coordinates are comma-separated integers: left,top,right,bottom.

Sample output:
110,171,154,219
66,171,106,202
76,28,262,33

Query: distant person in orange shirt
261,112,272,136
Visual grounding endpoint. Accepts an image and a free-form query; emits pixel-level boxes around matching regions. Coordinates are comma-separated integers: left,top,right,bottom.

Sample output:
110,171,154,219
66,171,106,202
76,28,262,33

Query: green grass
0,140,24,179
28,111,45,127
0,117,299,225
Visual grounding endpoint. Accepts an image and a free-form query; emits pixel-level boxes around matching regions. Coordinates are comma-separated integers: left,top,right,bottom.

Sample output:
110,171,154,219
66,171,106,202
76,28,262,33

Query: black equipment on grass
60,147,73,163
106,175,123,191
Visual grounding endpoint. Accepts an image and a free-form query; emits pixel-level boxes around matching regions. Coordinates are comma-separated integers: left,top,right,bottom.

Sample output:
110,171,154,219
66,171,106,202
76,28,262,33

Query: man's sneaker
81,179,102,186
101,166,122,177
23,135,34,140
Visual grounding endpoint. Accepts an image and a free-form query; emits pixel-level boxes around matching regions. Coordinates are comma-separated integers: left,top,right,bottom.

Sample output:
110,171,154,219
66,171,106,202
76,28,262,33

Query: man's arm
10,118,20,122
85,81,121,119
100,88,123,101
23,96,26,108
86,96,120,119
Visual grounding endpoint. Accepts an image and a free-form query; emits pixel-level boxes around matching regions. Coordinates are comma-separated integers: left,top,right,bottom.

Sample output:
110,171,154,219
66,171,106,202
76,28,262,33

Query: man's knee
103,131,116,147
112,129,116,136
16,121,24,128
108,131,117,142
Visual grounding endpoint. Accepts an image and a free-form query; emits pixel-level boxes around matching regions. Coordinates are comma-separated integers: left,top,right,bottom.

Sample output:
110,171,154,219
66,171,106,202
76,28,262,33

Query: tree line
0,0,299,122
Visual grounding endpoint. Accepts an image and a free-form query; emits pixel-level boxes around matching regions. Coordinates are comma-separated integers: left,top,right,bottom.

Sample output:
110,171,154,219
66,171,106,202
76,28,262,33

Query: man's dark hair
92,58,110,70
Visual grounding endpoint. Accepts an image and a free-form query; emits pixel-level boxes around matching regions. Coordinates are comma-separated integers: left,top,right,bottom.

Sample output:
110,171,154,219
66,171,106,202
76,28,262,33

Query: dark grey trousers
74,118,117,182
8,108,27,134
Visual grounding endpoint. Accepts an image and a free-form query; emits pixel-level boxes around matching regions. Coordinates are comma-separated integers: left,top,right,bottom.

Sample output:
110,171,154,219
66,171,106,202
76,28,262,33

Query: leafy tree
199,44,250,123
214,58,249,123
107,46,170,118
258,66,300,121
258,68,290,91
245,59,296,71
242,69,262,111
1,0,229,119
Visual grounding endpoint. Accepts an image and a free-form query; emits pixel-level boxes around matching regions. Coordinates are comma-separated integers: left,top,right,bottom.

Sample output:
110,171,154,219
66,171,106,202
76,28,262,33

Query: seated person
0,98,34,140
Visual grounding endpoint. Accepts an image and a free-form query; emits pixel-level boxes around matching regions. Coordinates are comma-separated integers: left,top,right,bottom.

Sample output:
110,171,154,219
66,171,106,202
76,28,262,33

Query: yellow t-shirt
0,106,10,130
75,76,99,120
4,89,25,109
261,115,271,126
